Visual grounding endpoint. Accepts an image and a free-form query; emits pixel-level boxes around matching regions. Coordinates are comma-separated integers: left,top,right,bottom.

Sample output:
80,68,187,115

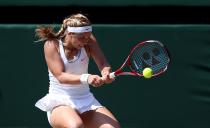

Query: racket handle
109,72,116,78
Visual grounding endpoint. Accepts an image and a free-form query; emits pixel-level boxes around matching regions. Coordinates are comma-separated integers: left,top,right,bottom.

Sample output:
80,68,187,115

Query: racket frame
110,40,170,78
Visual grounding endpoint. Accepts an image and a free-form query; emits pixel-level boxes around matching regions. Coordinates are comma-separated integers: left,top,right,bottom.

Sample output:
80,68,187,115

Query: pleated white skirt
35,92,103,114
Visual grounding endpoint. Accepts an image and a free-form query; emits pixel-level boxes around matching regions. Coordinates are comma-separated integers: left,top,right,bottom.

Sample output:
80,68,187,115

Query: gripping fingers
102,75,115,84
93,78,104,87
88,75,104,87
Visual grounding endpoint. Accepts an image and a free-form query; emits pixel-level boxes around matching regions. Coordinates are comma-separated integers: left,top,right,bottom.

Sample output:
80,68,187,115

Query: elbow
55,73,67,84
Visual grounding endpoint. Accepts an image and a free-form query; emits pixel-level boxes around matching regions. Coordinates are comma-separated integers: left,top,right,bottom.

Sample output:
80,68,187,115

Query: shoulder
89,33,97,44
87,33,99,49
44,39,60,54
44,39,59,50
85,33,98,56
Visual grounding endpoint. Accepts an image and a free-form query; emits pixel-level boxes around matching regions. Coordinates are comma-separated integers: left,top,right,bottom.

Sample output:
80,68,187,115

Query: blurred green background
0,24,210,128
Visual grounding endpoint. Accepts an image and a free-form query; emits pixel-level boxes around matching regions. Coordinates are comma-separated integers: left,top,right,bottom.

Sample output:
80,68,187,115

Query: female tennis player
35,13,121,128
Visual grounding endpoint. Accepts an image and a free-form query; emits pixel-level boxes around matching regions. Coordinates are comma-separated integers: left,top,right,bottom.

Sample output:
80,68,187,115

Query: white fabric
35,93,102,113
67,26,92,33
80,74,90,84
35,40,102,115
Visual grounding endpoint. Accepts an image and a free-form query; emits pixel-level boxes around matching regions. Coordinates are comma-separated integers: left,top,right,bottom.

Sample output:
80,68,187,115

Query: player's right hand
87,75,104,87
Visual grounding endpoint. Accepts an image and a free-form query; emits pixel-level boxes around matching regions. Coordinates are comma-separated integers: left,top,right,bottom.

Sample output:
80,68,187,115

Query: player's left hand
102,74,115,84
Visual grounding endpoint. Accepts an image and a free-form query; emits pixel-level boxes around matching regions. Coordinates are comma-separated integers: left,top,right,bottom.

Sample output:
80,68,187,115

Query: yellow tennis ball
143,68,153,78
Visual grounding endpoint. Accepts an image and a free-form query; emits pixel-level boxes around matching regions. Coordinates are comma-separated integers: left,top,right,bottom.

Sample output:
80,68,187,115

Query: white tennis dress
35,40,102,115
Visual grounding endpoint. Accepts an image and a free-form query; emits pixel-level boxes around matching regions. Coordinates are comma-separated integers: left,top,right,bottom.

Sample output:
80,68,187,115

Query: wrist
80,74,91,84
101,68,111,76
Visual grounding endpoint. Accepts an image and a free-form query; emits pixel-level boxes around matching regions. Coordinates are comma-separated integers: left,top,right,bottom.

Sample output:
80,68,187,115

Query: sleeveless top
48,40,90,97
35,40,103,113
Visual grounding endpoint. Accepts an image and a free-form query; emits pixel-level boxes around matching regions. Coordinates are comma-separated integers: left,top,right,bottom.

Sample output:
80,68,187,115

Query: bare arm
44,39,104,86
88,34,114,84
44,40,81,85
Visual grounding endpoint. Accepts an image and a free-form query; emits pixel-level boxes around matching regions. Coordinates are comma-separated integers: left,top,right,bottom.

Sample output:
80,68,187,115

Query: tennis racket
109,40,170,78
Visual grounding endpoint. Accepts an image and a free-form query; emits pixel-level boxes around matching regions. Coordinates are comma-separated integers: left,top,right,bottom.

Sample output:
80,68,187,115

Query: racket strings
130,42,170,74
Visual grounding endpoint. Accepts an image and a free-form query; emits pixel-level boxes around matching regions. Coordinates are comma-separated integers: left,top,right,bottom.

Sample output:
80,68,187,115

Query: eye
153,48,160,56
142,52,150,60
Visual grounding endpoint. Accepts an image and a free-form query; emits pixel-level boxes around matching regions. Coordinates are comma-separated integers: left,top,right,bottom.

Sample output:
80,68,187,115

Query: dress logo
81,57,86,62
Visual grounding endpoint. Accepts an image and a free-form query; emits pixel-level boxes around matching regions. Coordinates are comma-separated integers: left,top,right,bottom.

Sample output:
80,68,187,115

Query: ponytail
35,25,57,42
35,13,91,42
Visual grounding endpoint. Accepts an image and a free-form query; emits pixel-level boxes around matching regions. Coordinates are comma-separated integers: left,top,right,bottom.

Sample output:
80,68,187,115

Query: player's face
67,32,91,49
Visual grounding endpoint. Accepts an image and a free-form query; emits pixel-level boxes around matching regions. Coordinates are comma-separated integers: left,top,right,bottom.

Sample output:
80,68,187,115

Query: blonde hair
35,13,91,42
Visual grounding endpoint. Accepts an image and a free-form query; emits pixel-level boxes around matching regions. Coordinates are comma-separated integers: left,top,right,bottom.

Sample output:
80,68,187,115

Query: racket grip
109,72,116,78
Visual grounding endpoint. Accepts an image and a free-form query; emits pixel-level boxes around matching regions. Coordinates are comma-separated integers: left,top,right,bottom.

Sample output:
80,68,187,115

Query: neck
62,38,75,51
63,43,75,50
63,45,78,60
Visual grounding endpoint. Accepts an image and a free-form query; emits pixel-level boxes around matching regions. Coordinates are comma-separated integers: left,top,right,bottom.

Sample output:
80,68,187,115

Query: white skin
44,31,121,128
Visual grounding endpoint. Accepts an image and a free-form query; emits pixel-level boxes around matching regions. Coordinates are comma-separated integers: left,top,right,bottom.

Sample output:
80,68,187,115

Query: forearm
100,65,112,77
56,72,82,85
56,72,105,87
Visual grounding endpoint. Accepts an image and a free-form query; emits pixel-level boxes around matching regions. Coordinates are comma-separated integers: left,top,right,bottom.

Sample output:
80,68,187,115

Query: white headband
67,26,92,33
